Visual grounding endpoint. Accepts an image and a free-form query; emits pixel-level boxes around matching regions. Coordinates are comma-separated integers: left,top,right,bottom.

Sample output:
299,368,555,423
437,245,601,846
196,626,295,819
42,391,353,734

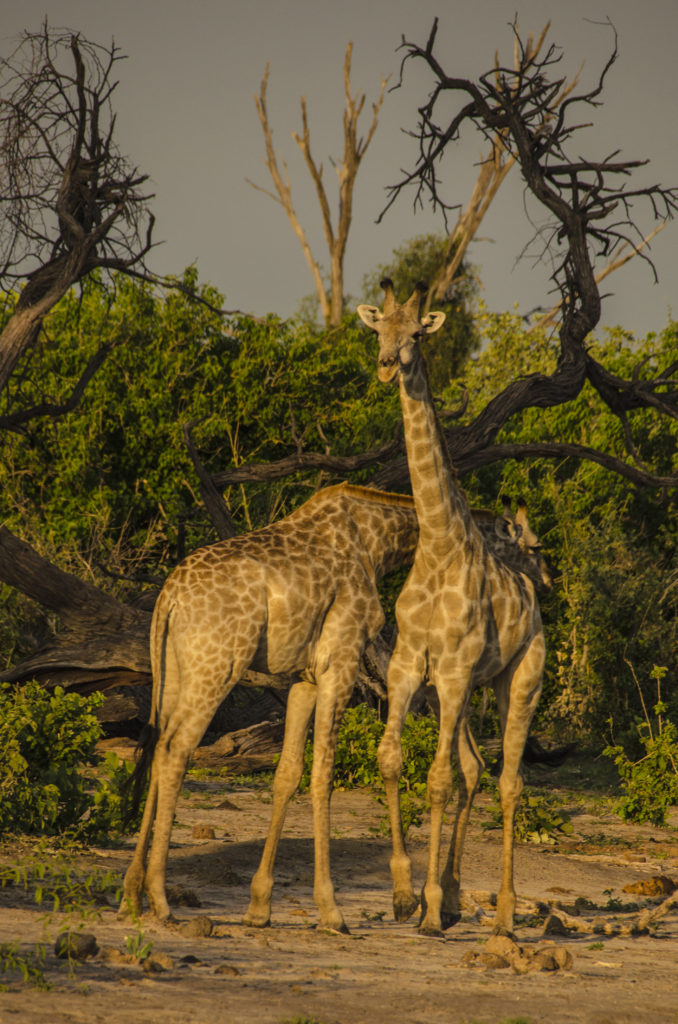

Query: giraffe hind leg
438,715,484,929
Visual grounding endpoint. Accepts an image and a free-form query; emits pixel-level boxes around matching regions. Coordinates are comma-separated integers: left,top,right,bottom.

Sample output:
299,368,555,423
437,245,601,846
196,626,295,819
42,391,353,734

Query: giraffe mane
310,482,495,520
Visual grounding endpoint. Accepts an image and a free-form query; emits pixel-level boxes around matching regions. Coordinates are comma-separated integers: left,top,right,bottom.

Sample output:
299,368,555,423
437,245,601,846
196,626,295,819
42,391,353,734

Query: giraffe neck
340,485,419,579
398,351,472,555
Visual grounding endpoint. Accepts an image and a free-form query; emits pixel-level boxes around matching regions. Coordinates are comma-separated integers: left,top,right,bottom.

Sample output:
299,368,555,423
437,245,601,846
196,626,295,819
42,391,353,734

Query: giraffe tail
121,592,170,827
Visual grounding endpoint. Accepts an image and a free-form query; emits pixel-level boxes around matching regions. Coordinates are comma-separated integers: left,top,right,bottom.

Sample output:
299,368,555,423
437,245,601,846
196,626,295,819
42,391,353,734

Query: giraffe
357,279,550,937
121,480,539,933
121,482,418,932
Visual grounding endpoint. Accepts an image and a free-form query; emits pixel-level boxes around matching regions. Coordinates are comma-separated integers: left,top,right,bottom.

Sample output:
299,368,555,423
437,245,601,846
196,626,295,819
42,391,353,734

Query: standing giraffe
122,480,540,932
122,482,418,932
357,280,550,937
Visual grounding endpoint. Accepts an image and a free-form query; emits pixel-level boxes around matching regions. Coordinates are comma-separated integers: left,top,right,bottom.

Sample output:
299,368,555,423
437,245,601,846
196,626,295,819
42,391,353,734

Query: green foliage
0,681,144,840
0,941,49,991
0,682,102,834
448,310,678,743
301,702,439,791
300,703,439,833
483,786,573,844
0,272,400,576
603,666,678,825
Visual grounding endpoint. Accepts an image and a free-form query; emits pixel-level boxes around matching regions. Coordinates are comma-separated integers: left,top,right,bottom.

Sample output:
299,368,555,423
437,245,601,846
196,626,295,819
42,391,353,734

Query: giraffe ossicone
358,279,549,937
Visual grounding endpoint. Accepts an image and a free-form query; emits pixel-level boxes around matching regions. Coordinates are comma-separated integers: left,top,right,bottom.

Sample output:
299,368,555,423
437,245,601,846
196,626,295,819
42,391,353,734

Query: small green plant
0,941,49,991
0,854,123,990
483,787,573,844
0,854,122,920
300,703,440,835
124,925,153,962
603,666,678,826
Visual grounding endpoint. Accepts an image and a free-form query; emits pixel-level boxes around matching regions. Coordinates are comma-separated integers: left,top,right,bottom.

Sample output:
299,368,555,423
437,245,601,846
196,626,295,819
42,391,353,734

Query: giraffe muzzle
378,357,399,383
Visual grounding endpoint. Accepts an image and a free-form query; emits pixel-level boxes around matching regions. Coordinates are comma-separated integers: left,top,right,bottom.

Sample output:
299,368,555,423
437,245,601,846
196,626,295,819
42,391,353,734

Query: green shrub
483,788,573,844
603,667,678,825
301,703,439,793
0,681,144,840
0,682,102,835
299,703,440,834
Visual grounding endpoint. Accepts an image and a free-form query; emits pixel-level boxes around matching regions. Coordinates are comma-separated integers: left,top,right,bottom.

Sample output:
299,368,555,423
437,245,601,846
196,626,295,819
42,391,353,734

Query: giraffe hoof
242,913,271,928
393,895,419,922
417,920,444,938
440,911,461,931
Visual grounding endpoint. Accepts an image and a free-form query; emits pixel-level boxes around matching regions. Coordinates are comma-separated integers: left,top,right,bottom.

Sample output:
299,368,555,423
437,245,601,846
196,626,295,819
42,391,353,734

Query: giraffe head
357,279,446,382
493,497,552,593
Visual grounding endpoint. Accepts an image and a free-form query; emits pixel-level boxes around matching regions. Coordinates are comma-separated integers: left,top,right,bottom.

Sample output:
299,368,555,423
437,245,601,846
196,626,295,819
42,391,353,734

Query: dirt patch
1,760,678,1024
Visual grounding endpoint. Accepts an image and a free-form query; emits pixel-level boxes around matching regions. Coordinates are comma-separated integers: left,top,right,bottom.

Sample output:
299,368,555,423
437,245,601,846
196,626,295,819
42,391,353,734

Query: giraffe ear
357,304,383,328
515,500,540,548
420,311,446,334
493,516,514,541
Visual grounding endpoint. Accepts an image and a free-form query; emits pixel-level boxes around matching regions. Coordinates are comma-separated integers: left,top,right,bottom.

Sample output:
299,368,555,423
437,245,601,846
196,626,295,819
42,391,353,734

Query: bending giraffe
122,481,539,932
358,280,551,937
122,483,417,932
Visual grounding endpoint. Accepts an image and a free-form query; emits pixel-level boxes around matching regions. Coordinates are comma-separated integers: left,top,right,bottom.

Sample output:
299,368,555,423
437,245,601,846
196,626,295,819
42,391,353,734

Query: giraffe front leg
378,654,422,924
309,668,356,934
244,680,317,927
493,643,544,936
439,717,484,930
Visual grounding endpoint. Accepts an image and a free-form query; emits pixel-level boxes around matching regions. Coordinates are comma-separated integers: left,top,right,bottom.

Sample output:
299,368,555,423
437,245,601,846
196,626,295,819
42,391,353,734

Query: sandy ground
1,750,678,1024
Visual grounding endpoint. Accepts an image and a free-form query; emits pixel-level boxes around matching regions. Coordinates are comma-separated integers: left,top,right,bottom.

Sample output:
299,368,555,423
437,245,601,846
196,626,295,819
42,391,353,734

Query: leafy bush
0,682,102,834
299,703,440,834
301,703,439,793
603,667,678,825
483,788,573,845
0,681,143,839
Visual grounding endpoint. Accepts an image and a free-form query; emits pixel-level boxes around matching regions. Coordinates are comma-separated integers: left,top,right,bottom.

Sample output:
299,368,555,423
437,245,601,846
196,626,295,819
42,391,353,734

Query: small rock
214,962,241,976
178,915,214,938
217,797,241,810
98,945,132,966
552,945,574,970
531,948,560,972
192,824,216,840
623,875,676,897
477,951,511,969
542,913,571,937
486,934,521,959
54,932,98,960
143,952,174,973
167,884,202,907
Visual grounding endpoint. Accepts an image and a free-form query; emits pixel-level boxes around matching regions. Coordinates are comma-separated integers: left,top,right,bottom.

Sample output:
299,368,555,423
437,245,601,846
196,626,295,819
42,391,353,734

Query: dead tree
378,18,678,475
0,26,157,395
249,43,387,326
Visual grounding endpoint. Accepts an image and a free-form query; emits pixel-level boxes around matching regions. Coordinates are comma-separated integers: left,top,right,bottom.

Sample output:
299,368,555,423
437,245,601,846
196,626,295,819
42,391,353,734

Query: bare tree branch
374,17,677,472
249,44,387,325
0,25,156,392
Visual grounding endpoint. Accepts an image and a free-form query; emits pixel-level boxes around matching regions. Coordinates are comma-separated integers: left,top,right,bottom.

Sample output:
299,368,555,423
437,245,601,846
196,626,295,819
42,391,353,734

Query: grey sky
4,0,677,335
